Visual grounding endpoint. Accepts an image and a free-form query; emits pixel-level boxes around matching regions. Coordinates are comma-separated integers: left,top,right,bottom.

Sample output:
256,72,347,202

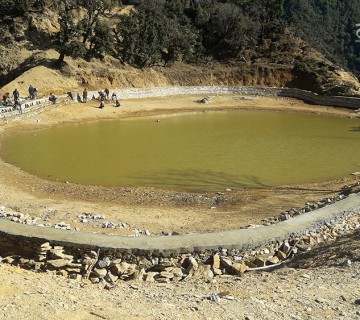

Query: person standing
104,88,109,100
28,85,34,99
83,88,88,103
12,88,20,103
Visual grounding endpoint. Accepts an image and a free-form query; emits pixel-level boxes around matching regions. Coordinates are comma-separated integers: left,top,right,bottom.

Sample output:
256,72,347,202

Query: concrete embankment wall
0,97,53,122
86,86,360,110
0,194,359,257
2,86,360,123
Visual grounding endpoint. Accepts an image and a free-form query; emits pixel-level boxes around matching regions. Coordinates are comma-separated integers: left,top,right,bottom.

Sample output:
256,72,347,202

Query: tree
90,19,114,58
116,2,168,67
78,0,115,45
201,3,259,59
56,0,87,65
0,0,31,16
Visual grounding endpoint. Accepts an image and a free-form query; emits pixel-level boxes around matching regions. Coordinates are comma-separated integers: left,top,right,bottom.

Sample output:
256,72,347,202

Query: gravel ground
0,230,359,320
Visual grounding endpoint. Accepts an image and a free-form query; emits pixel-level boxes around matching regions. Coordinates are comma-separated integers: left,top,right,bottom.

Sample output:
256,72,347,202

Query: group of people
1,85,39,106
1,85,60,113
1,88,22,109
28,85,38,100
2,85,122,111
81,88,121,109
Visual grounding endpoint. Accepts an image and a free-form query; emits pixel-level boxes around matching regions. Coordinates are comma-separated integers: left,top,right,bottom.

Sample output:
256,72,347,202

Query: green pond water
1,111,360,192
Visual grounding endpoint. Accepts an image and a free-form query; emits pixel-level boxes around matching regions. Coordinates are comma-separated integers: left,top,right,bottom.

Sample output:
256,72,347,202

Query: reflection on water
1,111,360,192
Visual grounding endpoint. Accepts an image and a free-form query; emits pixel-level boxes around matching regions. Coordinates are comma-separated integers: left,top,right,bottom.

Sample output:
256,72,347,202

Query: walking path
1,193,359,255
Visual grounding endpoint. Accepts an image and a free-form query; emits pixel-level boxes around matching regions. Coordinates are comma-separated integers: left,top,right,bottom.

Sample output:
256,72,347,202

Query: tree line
1,0,360,75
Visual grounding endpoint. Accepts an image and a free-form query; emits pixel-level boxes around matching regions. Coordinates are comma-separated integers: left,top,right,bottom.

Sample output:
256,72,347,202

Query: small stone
65,267,82,274
90,277,100,284
232,263,248,274
111,262,136,276
144,272,158,282
50,250,73,260
276,250,287,260
97,257,111,268
212,254,220,269
218,291,230,297
186,257,198,274
128,268,146,281
220,258,232,269
156,277,170,284
160,271,175,279
280,241,291,254
105,272,118,283
171,267,183,278
34,262,45,271
266,256,280,265
253,258,266,267
47,259,69,269
193,265,213,278
104,283,115,290
109,259,122,266
212,268,222,276
243,260,257,269
40,242,52,250
208,294,221,304
92,268,107,278
37,255,47,262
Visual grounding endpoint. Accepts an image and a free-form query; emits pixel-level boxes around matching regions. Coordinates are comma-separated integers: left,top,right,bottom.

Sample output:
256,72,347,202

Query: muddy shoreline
0,94,359,235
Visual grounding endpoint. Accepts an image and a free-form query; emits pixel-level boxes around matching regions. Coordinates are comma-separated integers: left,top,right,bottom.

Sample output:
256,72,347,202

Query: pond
1,111,360,192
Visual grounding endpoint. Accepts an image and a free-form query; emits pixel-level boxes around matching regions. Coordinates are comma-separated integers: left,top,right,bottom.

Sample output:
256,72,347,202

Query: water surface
1,111,360,191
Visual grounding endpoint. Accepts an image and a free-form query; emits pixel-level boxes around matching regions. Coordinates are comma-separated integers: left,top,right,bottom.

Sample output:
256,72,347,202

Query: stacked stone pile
0,213,358,284
258,193,350,227
0,207,149,236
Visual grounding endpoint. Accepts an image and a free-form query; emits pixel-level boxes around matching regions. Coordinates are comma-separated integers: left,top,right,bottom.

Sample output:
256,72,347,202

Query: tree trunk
57,51,66,66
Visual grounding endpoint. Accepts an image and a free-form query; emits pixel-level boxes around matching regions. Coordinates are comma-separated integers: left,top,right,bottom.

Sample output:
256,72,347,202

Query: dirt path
0,94,359,235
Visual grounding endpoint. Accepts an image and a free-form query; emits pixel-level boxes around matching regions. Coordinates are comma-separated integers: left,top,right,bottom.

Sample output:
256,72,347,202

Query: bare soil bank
0,94,359,235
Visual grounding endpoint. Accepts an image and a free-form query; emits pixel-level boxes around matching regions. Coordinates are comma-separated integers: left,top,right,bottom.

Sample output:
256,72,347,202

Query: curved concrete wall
2,85,360,123
87,86,360,109
1,194,359,256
